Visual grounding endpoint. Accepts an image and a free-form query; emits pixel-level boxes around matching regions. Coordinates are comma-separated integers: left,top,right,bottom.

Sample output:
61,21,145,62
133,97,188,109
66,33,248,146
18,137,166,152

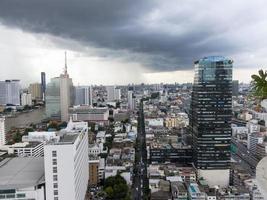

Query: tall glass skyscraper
189,56,233,186
41,72,46,100
46,77,61,119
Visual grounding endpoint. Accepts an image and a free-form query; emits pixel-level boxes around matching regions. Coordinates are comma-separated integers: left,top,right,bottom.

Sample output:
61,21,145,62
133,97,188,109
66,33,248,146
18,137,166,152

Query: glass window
17,193,26,198
53,175,58,181
54,190,58,195
52,151,57,157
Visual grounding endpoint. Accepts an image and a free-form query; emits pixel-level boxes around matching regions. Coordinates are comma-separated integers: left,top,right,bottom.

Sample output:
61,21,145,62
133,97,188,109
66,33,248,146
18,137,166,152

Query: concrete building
115,88,121,100
29,83,42,100
0,117,6,146
106,85,116,101
256,142,267,160
0,80,20,105
59,61,74,121
44,120,89,200
74,86,93,106
0,157,45,200
70,106,109,123
7,142,44,157
21,93,32,106
232,80,239,96
89,159,99,186
248,132,264,155
128,90,135,110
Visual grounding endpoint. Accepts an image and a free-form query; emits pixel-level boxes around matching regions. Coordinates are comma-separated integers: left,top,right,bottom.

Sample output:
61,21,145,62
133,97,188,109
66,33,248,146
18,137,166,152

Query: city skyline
0,0,266,85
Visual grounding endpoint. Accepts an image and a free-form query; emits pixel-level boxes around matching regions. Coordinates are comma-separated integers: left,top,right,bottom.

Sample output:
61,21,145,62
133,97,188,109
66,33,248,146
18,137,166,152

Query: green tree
13,130,22,143
251,69,267,100
105,186,114,199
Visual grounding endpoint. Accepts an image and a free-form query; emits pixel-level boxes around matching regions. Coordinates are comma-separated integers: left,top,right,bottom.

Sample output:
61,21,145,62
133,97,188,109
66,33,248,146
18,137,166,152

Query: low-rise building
0,157,45,200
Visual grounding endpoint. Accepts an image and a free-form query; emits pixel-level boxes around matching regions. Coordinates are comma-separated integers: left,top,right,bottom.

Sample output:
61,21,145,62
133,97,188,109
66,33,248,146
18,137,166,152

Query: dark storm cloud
0,0,266,71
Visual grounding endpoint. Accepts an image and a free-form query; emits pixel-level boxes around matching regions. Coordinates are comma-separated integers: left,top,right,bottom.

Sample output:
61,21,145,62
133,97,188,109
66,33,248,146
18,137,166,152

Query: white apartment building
106,85,116,101
7,142,44,157
0,117,6,146
0,80,20,105
44,120,89,200
248,132,264,155
21,93,32,106
114,88,121,100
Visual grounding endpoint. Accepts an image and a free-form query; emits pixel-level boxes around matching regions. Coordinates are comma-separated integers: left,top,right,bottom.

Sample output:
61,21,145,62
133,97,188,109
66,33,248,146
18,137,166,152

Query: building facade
29,83,42,101
190,56,233,187
74,86,93,106
44,120,89,200
0,117,6,146
0,80,20,105
21,93,32,106
106,86,115,101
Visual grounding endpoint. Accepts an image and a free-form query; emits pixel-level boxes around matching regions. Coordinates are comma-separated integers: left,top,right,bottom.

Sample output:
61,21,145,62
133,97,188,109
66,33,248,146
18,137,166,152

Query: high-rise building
41,72,46,100
128,90,135,110
114,88,121,100
44,120,89,200
0,80,20,105
29,83,42,100
21,93,32,106
74,86,93,106
0,117,6,146
106,86,115,101
46,77,61,119
232,80,239,96
190,56,233,187
46,53,74,121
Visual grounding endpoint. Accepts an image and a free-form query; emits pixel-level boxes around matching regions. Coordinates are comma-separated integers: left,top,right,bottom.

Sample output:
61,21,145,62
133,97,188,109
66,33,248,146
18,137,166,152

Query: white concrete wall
198,169,230,187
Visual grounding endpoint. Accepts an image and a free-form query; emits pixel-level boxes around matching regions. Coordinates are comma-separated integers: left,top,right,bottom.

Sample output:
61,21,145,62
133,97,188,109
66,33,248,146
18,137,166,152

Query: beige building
89,160,99,186
29,83,42,100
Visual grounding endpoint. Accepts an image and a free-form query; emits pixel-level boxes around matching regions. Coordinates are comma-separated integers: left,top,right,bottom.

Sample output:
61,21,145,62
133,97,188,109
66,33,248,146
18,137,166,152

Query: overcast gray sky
0,0,266,85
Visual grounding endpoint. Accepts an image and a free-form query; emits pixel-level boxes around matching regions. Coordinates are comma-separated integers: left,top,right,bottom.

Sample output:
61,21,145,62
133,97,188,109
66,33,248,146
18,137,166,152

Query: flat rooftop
0,157,44,189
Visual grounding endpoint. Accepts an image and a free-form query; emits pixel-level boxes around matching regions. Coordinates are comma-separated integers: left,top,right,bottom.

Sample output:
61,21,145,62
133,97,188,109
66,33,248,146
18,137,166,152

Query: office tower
44,120,89,200
46,77,61,119
114,88,121,100
232,80,239,96
29,83,42,100
106,85,115,101
74,86,93,106
60,53,74,121
21,93,32,106
0,80,20,105
41,72,46,100
190,56,233,187
128,90,135,110
0,117,6,146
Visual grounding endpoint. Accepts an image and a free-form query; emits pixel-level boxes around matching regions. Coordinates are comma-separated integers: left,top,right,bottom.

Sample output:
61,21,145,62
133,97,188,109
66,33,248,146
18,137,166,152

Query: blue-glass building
190,56,233,170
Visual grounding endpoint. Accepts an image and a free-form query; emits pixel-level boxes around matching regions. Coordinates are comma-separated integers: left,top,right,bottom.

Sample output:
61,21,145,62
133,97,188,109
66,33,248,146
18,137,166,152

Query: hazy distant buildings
41,72,46,100
128,90,135,110
0,117,6,146
115,88,121,100
29,83,42,100
190,56,233,187
46,77,61,119
75,86,92,106
0,80,20,105
44,120,89,200
106,86,115,101
21,93,32,106
106,86,121,101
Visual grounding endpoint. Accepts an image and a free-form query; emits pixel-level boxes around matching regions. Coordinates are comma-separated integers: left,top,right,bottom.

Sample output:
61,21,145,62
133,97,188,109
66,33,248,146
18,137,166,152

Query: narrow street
133,100,149,200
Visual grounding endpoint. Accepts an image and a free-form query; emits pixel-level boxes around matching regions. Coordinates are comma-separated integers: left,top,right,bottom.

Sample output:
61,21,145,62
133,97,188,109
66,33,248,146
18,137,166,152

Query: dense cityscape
1,1,267,200
0,55,266,200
